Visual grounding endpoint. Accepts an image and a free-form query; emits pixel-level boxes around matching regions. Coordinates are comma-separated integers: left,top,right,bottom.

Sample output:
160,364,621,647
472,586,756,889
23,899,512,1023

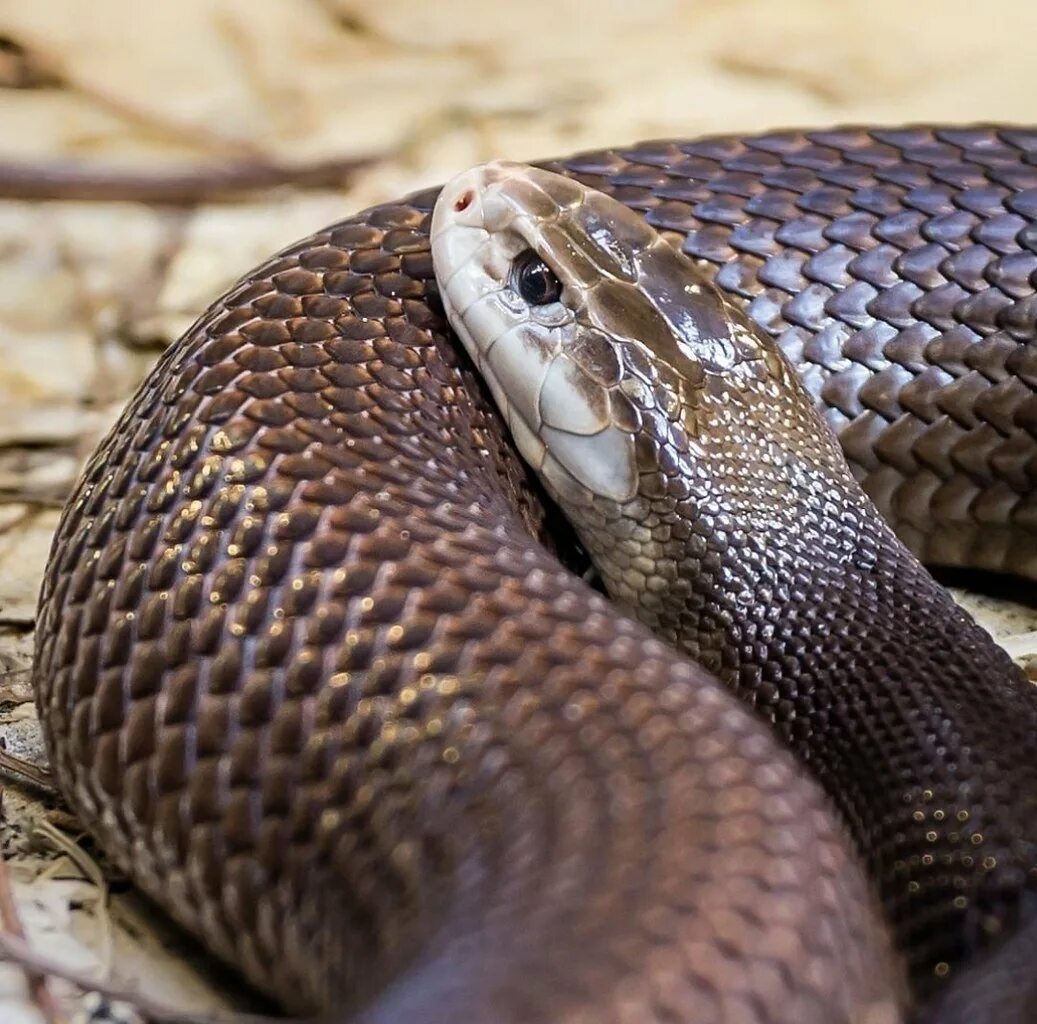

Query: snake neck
564,391,1037,993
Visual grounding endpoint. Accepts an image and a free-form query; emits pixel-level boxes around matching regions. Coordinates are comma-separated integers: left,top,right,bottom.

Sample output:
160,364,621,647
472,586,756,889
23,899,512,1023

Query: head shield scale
431,161,801,511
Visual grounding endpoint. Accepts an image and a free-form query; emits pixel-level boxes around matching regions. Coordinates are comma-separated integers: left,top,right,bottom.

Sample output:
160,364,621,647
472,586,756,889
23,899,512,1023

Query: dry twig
0,156,380,205
0,784,69,1024
0,748,54,794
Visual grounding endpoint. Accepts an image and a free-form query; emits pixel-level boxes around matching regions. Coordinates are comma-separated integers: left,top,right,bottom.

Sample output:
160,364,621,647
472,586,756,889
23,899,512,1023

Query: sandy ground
0,1,1035,1020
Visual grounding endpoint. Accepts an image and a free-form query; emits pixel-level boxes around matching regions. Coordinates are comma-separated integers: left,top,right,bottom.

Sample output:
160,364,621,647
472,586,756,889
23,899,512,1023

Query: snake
30,125,1037,1023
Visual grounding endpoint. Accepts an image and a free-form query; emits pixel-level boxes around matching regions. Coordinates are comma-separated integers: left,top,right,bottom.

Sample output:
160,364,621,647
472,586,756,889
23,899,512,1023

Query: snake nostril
454,190,474,212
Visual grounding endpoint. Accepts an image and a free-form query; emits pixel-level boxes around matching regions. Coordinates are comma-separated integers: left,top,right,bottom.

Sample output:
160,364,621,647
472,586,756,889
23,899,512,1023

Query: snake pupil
512,250,563,305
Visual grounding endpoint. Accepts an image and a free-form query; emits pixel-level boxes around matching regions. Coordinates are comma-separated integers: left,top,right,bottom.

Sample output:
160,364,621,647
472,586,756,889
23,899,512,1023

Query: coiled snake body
32,126,1037,1022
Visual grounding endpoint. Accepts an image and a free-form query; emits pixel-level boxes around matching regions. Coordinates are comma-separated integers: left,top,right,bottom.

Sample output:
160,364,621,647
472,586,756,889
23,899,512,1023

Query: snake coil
34,126,1037,1023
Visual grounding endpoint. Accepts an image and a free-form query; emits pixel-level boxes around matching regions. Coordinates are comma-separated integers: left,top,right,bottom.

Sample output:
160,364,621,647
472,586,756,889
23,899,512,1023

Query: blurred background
0,1,1035,1020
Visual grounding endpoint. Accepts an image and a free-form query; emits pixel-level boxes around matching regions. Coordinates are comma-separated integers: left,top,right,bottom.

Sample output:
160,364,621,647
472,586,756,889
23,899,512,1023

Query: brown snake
31,126,1037,1023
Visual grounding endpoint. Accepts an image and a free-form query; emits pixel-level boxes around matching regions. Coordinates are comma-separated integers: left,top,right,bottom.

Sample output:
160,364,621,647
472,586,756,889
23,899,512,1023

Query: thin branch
0,786,69,1024
0,155,380,205
0,749,54,793
32,819,113,974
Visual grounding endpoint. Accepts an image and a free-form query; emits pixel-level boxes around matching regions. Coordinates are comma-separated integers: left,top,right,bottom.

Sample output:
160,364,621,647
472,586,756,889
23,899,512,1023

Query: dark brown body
33,127,1037,1022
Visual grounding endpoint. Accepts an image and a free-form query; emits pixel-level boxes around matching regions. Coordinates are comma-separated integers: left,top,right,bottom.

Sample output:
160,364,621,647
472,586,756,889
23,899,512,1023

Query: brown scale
33,126,1037,1022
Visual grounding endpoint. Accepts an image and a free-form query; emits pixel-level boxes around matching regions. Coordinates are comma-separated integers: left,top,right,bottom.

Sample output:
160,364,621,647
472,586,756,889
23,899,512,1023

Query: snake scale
31,126,1037,1023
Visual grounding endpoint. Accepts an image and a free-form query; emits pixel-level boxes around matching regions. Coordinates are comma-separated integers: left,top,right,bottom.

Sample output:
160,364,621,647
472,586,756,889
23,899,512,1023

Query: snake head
430,161,792,510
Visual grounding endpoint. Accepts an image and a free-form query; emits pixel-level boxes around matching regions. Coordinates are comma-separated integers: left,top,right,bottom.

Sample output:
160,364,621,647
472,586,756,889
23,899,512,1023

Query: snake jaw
432,162,642,505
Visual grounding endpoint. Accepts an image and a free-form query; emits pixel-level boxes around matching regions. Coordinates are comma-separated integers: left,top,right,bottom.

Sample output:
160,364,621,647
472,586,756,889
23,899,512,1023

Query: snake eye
511,250,563,306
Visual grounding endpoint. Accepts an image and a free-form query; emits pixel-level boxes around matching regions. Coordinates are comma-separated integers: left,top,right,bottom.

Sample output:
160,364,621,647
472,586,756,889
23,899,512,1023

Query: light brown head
430,162,839,513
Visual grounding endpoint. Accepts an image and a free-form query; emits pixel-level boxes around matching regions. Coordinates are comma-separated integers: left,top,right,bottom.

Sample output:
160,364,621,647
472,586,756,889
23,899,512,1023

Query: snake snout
432,163,643,505
430,161,803,513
